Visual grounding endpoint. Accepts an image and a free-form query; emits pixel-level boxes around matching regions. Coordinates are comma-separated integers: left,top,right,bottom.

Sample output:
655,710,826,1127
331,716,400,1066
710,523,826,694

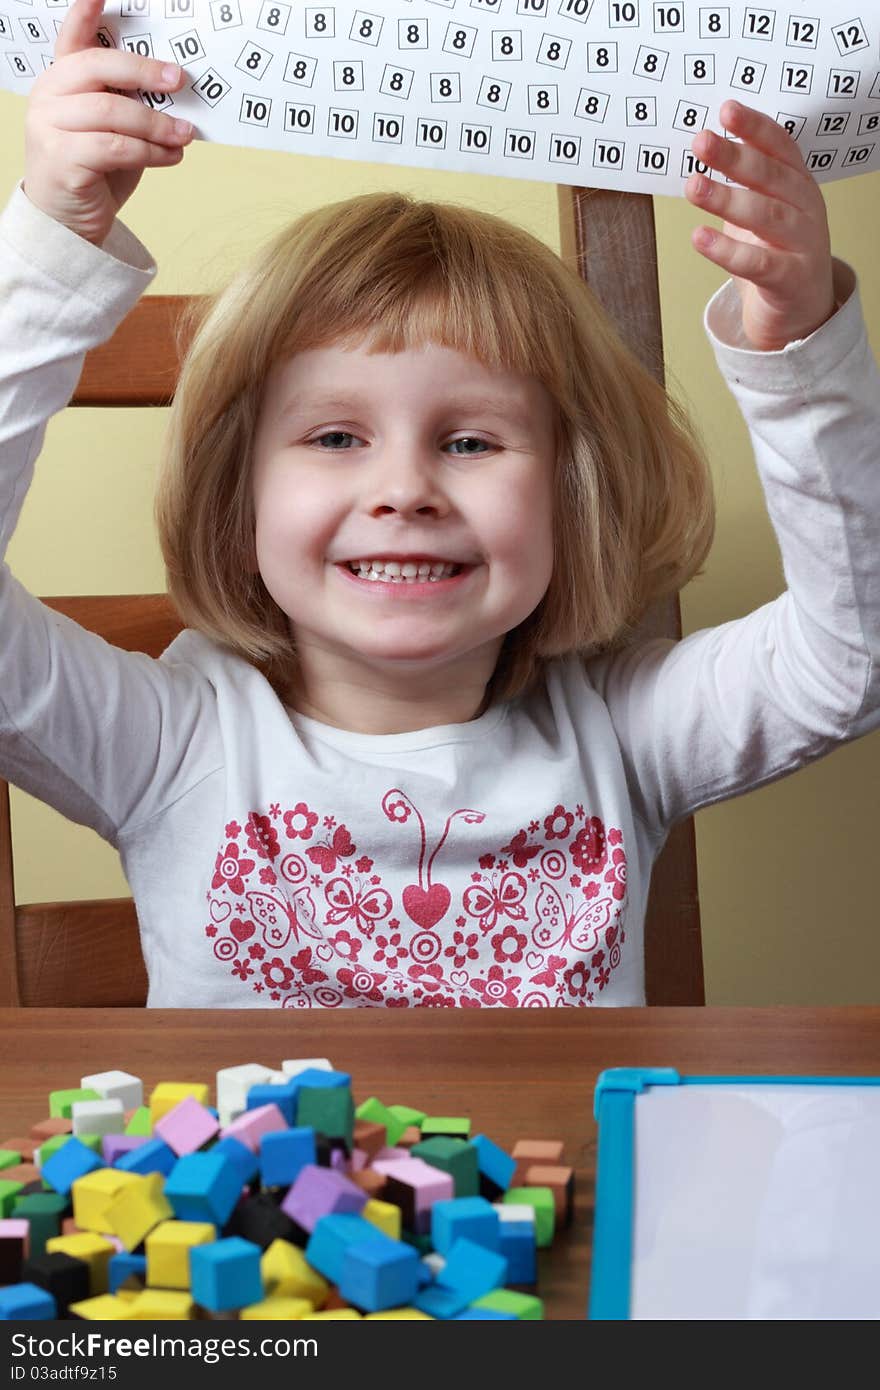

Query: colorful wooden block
129,1289,194,1319
108,1251,147,1294
430,1196,501,1255
67,1294,131,1320
215,1064,276,1126
261,1238,329,1307
49,1090,100,1120
189,1236,263,1313
44,1233,114,1296
104,1173,173,1252
41,1138,103,1196
239,1295,314,1319
29,1119,72,1143
225,1193,305,1251
502,1187,555,1247
124,1108,152,1137
338,1236,420,1313
471,1133,517,1194
145,1221,216,1289
296,1086,355,1149
245,1080,301,1127
71,1099,125,1140
221,1103,287,1153
471,1288,544,1320
23,1252,90,1314
363,1307,434,1319
304,1214,379,1285
148,1083,210,1125
0,1218,28,1283
522,1164,574,1227
362,1197,402,1241
420,1116,471,1140
498,1221,537,1284
281,1165,366,1234
410,1136,479,1197
355,1098,408,1148
80,1072,143,1113
164,1152,240,1227
260,1128,316,1188
0,1282,56,1319
432,1236,507,1303
71,1168,139,1233
154,1096,220,1156
114,1137,177,1179
280,1059,333,1079
10,1193,68,1258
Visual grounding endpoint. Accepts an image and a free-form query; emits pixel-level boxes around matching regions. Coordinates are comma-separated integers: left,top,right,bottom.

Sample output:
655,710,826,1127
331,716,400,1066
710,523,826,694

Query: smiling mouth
342,559,466,583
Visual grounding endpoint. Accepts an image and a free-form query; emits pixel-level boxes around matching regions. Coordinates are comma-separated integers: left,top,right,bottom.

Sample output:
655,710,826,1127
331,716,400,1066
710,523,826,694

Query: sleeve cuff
0,180,157,308
702,256,866,392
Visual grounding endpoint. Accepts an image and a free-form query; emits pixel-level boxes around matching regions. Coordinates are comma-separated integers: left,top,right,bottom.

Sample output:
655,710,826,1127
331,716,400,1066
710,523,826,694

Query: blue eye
446,437,490,456
313,431,358,449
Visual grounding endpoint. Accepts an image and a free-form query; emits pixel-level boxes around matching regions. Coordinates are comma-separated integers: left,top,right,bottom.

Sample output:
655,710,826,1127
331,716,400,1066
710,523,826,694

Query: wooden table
5,1007,880,1320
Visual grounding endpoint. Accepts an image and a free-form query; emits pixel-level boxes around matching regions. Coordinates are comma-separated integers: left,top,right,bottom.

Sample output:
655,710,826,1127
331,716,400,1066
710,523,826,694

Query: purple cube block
281,1164,366,1233
102,1135,147,1166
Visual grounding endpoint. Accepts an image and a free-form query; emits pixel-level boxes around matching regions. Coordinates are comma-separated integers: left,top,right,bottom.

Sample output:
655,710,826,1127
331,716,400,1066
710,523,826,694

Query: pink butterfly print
245,886,320,950
324,876,392,939
289,947,328,987
463,871,528,933
531,882,611,954
499,828,542,868
306,824,356,874
530,953,568,988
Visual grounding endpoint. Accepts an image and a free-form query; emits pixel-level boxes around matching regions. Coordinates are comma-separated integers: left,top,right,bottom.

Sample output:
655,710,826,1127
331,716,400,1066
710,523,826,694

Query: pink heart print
402,883,451,930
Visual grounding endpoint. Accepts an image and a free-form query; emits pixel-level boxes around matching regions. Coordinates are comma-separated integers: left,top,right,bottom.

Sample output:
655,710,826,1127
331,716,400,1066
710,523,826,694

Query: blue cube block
115,1137,177,1178
0,1283,57,1319
189,1236,263,1313
260,1127,316,1188
339,1237,420,1313
305,1214,380,1284
41,1137,103,1195
412,1282,470,1319
165,1151,241,1226
499,1222,537,1284
454,1307,518,1320
295,1068,350,1090
246,1081,300,1126
471,1134,516,1192
108,1252,147,1294
211,1136,260,1189
441,1238,508,1302
431,1196,501,1256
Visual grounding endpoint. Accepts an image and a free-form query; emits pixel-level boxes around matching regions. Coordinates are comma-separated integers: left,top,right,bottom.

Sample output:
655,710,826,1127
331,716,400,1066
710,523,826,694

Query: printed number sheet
2,1,880,196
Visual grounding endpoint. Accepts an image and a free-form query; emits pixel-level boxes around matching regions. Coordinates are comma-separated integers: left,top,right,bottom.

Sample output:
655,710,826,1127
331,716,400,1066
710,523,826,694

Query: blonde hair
155,192,714,706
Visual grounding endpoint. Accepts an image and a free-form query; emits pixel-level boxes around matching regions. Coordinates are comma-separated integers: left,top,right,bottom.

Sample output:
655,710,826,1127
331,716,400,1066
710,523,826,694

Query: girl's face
250,335,557,715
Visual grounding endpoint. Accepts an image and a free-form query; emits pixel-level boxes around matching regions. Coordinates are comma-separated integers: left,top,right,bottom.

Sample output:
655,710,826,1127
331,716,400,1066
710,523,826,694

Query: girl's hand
685,100,836,352
24,0,193,245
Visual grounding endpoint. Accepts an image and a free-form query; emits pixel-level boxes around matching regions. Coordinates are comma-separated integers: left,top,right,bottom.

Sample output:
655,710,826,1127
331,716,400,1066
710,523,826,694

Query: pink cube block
221,1103,287,1153
374,1146,409,1163
154,1095,220,1156
281,1164,366,1233
0,1219,29,1245
374,1157,455,1211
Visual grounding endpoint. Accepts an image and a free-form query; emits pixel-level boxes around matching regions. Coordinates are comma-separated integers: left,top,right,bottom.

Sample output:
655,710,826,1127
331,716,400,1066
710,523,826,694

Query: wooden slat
71,296,199,407
559,186,704,1006
40,593,183,657
14,900,146,1007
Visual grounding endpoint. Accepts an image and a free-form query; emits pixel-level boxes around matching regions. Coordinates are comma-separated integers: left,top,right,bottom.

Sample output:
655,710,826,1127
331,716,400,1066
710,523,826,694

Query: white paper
630,1083,880,1319
1,2,879,196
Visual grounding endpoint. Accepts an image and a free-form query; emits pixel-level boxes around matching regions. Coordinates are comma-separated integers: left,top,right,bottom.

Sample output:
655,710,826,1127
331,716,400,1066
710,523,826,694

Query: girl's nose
365,451,450,518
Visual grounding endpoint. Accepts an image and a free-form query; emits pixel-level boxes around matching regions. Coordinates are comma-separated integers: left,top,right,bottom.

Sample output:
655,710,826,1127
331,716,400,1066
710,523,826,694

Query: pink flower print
259,866,277,886
212,843,256,894
445,930,479,969
260,956,294,992
374,933,408,970
246,812,280,862
386,997,409,1007
231,959,253,981
269,802,280,818
204,926,217,938
419,994,455,1008
595,966,611,992
356,856,374,873
491,924,527,965
329,929,361,963
385,796,411,824
337,967,387,1003
479,853,496,870
544,805,574,841
407,962,445,994
284,803,319,841
584,881,600,900
572,817,607,875
225,820,241,838
608,828,622,845
470,964,521,1007
564,962,590,999
499,828,540,869
460,996,482,1009
248,943,265,960
591,950,606,970
604,848,627,901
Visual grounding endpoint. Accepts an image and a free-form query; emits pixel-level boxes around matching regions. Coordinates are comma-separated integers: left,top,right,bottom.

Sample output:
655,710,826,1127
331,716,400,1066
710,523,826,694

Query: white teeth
347,559,461,583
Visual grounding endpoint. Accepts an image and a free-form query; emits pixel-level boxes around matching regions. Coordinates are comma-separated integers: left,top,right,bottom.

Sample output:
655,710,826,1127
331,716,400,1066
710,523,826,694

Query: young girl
3,0,878,1008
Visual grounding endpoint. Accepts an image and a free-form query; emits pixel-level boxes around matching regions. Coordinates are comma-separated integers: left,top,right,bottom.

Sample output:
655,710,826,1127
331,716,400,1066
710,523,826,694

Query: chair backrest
0,186,703,1007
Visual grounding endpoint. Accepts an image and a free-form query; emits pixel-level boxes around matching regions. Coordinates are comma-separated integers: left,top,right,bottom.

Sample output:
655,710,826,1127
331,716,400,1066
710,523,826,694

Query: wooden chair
0,188,703,1008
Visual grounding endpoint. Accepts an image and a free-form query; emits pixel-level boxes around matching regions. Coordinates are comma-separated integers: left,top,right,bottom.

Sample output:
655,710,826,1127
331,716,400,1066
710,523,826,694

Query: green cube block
39,1132,101,1167
49,1089,100,1119
502,1187,555,1247
0,1149,22,1172
420,1116,471,1140
355,1097,407,1147
471,1289,544,1320
410,1136,479,1198
0,1178,24,1218
11,1192,69,1257
124,1107,152,1136
387,1104,426,1129
297,1086,354,1148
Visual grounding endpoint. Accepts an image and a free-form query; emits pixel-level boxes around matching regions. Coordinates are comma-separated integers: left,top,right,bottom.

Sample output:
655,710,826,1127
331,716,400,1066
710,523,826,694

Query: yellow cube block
129,1289,194,1319
72,1168,139,1234
145,1221,215,1289
261,1239,328,1307
364,1308,434,1319
46,1233,114,1295
301,1309,362,1319
362,1197,402,1241
148,1083,210,1124
67,1295,132,1321
105,1172,172,1252
240,1296,314,1320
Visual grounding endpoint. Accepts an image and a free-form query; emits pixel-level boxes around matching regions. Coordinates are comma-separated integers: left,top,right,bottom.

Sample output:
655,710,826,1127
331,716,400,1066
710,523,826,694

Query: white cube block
494,1203,536,1225
215,1063,276,1125
71,1098,125,1138
280,1058,333,1077
80,1070,143,1112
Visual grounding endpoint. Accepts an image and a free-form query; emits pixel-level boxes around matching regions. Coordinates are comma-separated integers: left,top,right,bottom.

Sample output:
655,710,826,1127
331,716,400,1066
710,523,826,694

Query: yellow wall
2,88,878,1004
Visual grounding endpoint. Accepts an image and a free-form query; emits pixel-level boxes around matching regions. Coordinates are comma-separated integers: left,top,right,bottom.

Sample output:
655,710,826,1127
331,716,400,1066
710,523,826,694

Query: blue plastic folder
589,1067,880,1320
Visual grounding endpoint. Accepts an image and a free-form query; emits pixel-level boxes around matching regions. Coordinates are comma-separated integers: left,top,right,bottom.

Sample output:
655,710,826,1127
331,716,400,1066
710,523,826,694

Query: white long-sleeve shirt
1,185,878,1009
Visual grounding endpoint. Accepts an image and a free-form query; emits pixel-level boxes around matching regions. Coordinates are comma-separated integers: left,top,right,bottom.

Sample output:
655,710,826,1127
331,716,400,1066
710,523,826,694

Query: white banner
2,1,879,195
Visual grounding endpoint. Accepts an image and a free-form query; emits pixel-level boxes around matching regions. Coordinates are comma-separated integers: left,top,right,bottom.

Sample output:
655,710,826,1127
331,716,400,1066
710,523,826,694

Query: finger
685,175,811,250
689,225,787,289
718,99,808,176
54,0,112,60
690,126,811,213
63,129,186,172
46,49,184,98
45,90,193,145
